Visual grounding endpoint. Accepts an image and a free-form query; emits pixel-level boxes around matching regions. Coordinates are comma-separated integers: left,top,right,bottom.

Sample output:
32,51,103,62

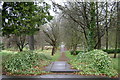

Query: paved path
45,61,79,72
45,52,79,72
2,75,119,80
58,52,70,61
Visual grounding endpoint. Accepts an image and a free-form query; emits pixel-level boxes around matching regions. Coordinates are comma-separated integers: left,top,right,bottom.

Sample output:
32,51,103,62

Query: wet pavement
45,61,79,73
1,75,119,80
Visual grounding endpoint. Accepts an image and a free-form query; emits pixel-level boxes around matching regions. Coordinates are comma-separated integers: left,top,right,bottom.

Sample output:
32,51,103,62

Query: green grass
65,51,76,60
34,49,60,61
51,50,61,61
34,49,52,55
108,54,119,73
111,58,120,73
0,50,18,55
1,49,60,61
108,54,119,58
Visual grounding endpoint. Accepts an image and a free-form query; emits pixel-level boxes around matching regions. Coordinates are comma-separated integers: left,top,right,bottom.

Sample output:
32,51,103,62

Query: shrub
103,49,120,54
70,51,84,55
70,50,118,77
2,51,52,74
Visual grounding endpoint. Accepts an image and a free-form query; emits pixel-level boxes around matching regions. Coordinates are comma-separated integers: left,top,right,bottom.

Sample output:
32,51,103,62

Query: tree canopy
2,2,53,36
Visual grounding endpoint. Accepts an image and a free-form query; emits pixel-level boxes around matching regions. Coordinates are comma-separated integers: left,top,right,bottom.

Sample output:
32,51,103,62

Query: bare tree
117,2,120,49
43,19,60,55
60,17,83,53
12,35,28,51
114,2,120,58
53,1,117,51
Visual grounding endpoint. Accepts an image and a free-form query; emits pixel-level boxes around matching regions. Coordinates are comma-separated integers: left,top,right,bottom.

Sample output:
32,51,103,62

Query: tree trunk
117,2,120,49
96,2,101,49
29,35,34,50
17,43,23,52
19,47,23,52
114,2,120,58
87,2,96,51
105,2,108,50
7,38,11,48
114,30,117,58
41,45,44,51
52,46,56,56
73,44,77,55
106,28,108,50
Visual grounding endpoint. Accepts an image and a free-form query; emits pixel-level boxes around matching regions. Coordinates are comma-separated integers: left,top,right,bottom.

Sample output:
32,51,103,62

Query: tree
53,2,96,51
13,35,28,51
60,17,83,53
105,2,109,50
53,1,117,51
117,2,120,49
43,19,60,55
28,1,53,50
114,2,120,58
95,2,101,49
2,2,53,51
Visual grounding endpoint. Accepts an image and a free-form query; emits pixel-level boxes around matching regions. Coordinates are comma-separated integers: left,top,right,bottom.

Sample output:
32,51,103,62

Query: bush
70,50,118,77
103,49,120,54
2,51,52,74
70,51,84,55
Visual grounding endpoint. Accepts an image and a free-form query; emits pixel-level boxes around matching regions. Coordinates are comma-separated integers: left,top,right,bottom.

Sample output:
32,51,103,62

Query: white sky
44,0,119,16
44,0,67,16
0,0,119,16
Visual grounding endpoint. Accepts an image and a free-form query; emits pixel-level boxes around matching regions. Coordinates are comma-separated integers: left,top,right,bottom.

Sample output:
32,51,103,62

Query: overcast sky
45,0,67,16
0,0,118,16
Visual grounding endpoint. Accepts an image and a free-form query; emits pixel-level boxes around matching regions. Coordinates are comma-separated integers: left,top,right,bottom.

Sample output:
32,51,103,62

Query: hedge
70,49,120,55
70,51,85,55
103,49,120,54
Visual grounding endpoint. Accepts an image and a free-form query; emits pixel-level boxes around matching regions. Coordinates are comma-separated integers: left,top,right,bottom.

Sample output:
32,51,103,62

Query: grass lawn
108,54,119,58
51,50,61,61
111,57,119,74
34,49,60,61
108,54,119,73
0,50,18,55
0,49,60,61
65,51,76,60
34,49,52,55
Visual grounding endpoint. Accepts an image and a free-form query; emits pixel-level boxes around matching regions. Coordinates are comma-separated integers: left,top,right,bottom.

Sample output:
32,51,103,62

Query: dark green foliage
2,2,53,36
70,51,84,55
2,2,53,51
103,49,120,54
2,51,52,74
